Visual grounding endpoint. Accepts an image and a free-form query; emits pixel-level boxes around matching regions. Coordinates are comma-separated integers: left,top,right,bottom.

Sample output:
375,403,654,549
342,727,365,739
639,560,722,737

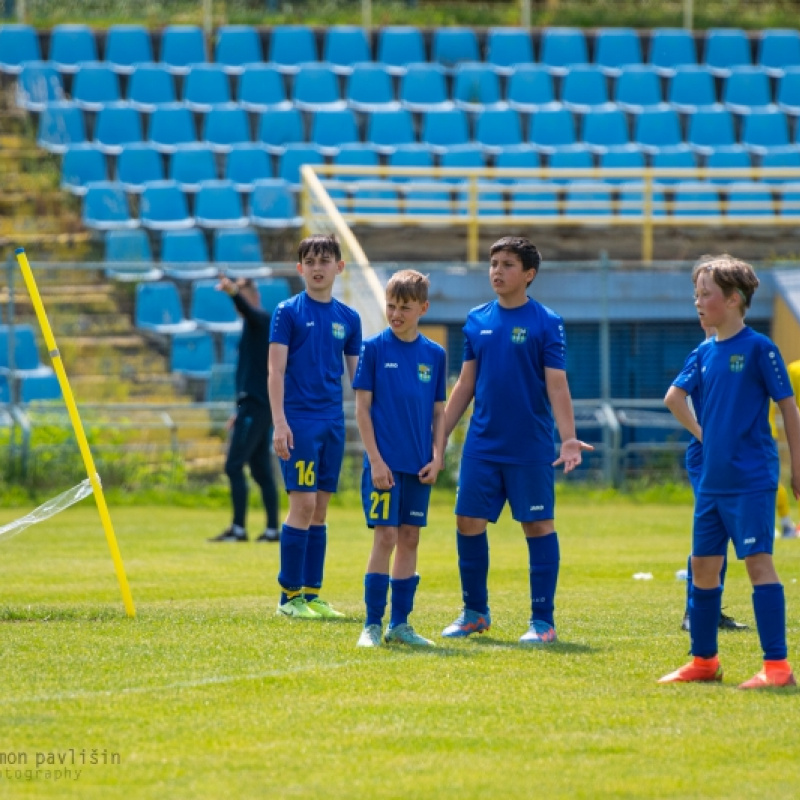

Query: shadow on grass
0,605,123,623
469,637,597,654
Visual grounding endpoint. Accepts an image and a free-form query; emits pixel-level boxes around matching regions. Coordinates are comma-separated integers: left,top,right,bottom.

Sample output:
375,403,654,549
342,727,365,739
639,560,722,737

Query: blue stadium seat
432,27,479,74
668,65,720,113
250,178,303,229
581,107,631,153
140,180,194,230
648,28,697,77
758,29,800,77
190,281,243,332
20,373,62,403
170,144,218,192
672,180,722,217
277,143,325,188
205,363,236,401
116,143,164,192
105,25,153,74
309,108,359,155
778,181,800,215
561,65,612,113
292,62,346,111
225,143,272,191
61,144,106,195
475,107,523,154
94,103,143,155
195,180,249,229
421,108,471,154
452,63,503,111
387,144,435,180
725,180,775,216
404,181,453,223
528,106,577,153
633,107,684,154
161,228,216,280
485,27,533,76
505,64,559,113
723,66,775,115
0,324,53,377
651,146,697,184
82,181,137,230
346,62,398,113
183,63,232,112
761,145,800,182
213,228,265,277
203,103,251,153
332,143,380,184
171,330,215,378
616,181,667,217
741,109,790,154
540,27,589,75
0,24,41,74
687,108,736,155
706,146,752,183
160,25,206,75
509,179,559,217
104,228,162,282
257,107,305,154
548,145,594,182
214,25,262,75
148,104,197,153
777,67,800,116
365,108,416,154
594,28,643,77
49,24,97,73
72,62,121,111
377,26,426,76
324,25,371,75
614,65,665,113
399,63,452,113
15,61,64,111
350,181,402,222
37,101,86,153
439,143,485,172
135,282,196,334
257,279,292,313
269,25,317,75
494,145,541,182
237,63,291,112
127,63,177,111
703,28,752,77
564,180,612,216
599,147,646,183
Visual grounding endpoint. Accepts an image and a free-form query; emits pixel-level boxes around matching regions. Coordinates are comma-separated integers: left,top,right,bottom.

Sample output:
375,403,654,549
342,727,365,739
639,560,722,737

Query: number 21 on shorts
369,491,390,521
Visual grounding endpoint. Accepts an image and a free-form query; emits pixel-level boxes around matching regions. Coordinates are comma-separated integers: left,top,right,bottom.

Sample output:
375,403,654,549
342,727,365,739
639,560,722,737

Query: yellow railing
303,165,800,264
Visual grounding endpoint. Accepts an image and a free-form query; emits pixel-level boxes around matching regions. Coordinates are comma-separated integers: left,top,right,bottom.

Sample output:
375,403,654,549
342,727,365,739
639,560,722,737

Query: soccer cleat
738,661,797,689
718,612,748,631
255,528,280,542
441,609,491,638
208,526,247,543
519,620,557,644
356,624,383,648
305,597,345,619
681,611,690,632
276,596,319,619
658,655,723,684
781,520,797,539
384,623,435,647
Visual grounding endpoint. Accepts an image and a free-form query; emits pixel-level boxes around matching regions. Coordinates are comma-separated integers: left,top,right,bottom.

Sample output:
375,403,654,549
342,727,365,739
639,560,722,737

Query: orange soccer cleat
738,660,797,689
658,655,723,684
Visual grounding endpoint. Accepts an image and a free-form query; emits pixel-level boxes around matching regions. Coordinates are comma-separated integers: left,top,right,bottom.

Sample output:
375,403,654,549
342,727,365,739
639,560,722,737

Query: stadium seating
761,146,800,182
148,104,197,153
686,108,737,155
672,180,723,216
377,26,426,75
668,66,719,113
778,181,800,215
170,145,218,192
485,27,533,75
82,182,138,230
432,27,479,73
509,180,559,216
202,104,251,153
505,64,559,113
324,25,371,75
387,144,435,178
257,107,305,154
616,181,667,216
225,143,273,191
221,330,241,364
213,228,267,277
346,63,399,112
351,181,402,222
269,25,317,74
37,102,86,153
758,29,800,77
214,25,262,74
474,107,523,153
615,65,665,113
61,144,107,195
140,180,195,230
0,324,55,376
706,146,752,182
127,63,177,111
648,28,697,76
581,107,631,153
0,24,42,73
741,109,791,154
594,28,643,76
564,180,612,216
160,25,206,75
277,143,326,187
170,331,215,379
599,147,646,182
104,229,162,282
452,63,503,111
777,68,800,116
258,278,292,313
49,24,97,73
439,144,485,171
548,145,594,181
250,179,303,229
404,181,452,221
194,180,249,228
15,61,64,110
494,145,541,180
309,108,360,155
528,106,577,153
723,66,775,115
539,27,589,75
72,62,121,110
20,373,62,403
366,108,416,153
206,363,236,401
651,146,697,183
633,107,684,154
190,281,243,332
399,63,452,113
135,282,197,334
238,63,292,112
116,143,165,192
105,24,153,74
561,65,613,112
725,180,776,216
421,108,471,154
183,63,232,111
293,62,346,111
332,143,381,184
161,228,217,280
703,28,752,77
94,103,143,155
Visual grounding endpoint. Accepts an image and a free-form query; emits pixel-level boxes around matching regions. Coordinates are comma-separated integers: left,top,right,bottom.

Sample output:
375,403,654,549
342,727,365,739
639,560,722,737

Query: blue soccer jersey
671,344,704,485
353,328,447,474
696,327,793,495
270,291,362,421
462,297,567,465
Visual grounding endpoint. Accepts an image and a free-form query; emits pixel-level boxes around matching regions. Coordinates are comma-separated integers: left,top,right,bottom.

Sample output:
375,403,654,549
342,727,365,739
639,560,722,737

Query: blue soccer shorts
693,490,776,559
455,455,555,523
279,416,345,493
361,469,432,529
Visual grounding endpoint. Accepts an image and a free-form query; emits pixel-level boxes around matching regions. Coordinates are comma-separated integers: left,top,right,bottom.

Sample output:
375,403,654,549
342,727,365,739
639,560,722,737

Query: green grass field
1,495,799,799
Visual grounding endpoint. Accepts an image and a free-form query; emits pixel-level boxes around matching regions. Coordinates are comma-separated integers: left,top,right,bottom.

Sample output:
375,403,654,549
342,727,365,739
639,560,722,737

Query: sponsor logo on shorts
332,322,346,339
480,329,493,335
418,363,432,383
530,504,544,511
744,537,756,544
410,511,424,517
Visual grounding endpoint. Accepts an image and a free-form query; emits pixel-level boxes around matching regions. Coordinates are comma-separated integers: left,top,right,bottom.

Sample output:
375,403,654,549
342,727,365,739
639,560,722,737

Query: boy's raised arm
778,395,800,499
444,360,476,438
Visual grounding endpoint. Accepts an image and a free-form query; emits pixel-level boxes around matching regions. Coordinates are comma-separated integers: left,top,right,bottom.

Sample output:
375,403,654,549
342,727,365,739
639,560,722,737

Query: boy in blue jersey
268,234,362,619
665,321,747,633
659,254,800,688
442,236,592,644
353,270,447,648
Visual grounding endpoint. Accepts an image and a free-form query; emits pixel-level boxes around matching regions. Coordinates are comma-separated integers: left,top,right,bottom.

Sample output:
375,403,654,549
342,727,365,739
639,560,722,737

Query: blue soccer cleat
441,608,491,638
519,619,557,644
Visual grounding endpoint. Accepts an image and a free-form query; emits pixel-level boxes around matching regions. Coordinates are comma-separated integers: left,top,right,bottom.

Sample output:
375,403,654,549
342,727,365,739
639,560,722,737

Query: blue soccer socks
456,530,490,615
690,584,722,659
278,523,308,602
753,582,788,661
389,574,420,629
364,572,390,627
303,524,327,601
526,531,560,627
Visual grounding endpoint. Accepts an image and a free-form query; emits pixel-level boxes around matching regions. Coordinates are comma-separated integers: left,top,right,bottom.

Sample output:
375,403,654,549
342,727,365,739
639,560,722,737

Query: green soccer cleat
356,624,383,648
276,596,319,619
384,623,435,647
305,597,345,619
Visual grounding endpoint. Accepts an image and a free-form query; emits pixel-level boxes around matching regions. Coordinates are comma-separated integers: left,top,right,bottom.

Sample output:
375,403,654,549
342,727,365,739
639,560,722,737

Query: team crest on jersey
729,354,745,372
418,363,432,383
511,327,528,344
332,322,346,340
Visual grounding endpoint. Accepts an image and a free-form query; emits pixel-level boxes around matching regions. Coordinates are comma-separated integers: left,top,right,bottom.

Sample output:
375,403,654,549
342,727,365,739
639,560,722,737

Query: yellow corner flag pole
14,248,136,618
